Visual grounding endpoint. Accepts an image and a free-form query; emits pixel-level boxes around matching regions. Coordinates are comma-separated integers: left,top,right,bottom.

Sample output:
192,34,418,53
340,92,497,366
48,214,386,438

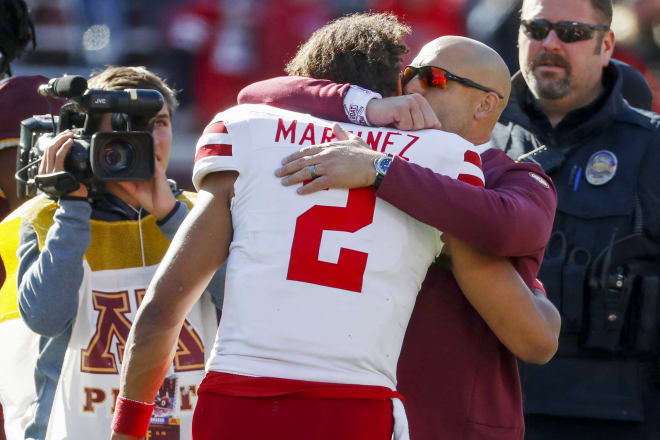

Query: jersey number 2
287,188,376,293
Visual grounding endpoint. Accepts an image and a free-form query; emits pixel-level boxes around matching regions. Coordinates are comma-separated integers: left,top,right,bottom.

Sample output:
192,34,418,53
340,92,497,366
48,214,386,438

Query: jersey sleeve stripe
196,132,231,149
463,150,482,169
458,173,485,187
457,160,485,187
195,144,233,162
194,131,234,162
457,161,483,177
203,121,228,135
456,149,485,187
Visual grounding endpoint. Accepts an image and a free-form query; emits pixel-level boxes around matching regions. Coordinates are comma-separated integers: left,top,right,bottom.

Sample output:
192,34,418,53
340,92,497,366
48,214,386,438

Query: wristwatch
373,154,393,189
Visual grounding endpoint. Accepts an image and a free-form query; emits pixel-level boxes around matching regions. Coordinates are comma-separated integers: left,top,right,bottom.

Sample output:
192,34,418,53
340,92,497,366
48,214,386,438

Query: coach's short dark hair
521,0,612,26
88,66,178,115
591,0,613,26
285,13,410,97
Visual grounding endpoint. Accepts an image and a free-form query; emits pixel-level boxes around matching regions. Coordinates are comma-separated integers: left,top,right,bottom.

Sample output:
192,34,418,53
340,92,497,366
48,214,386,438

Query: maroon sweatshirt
238,77,557,440
0,75,65,220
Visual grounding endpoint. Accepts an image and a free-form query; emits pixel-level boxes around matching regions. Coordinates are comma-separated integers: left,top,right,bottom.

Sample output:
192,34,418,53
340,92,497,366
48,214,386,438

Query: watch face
377,157,392,174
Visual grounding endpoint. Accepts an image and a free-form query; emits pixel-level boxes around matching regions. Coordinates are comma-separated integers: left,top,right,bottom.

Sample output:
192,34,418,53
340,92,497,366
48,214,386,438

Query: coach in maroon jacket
239,35,559,439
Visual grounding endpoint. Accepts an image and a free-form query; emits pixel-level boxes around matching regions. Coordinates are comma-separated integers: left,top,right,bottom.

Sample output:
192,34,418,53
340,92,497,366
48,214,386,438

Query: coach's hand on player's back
276,124,383,195
366,93,441,131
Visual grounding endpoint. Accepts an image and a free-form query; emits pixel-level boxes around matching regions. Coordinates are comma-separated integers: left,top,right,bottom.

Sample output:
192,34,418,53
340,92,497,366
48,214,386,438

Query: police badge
585,150,618,185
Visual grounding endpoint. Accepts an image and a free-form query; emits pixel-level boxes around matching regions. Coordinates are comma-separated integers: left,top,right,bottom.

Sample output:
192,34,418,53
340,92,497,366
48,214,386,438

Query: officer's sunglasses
401,65,504,99
520,19,610,43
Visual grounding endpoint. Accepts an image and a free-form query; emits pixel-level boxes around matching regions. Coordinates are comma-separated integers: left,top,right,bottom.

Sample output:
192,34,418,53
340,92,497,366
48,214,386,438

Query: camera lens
102,141,134,174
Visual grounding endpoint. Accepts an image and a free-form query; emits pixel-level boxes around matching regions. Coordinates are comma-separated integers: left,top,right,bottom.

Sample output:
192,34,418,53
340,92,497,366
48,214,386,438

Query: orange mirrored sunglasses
402,65,504,99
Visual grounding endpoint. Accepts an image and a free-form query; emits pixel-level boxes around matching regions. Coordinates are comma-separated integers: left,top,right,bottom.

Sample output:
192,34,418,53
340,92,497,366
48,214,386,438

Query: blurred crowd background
12,0,660,189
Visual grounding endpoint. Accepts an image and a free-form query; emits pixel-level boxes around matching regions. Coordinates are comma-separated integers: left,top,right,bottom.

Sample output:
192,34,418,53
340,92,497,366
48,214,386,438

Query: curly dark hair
0,0,36,76
285,13,410,97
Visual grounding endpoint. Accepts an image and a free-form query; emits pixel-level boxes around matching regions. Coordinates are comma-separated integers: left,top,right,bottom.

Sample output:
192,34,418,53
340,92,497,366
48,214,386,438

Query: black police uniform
491,61,660,439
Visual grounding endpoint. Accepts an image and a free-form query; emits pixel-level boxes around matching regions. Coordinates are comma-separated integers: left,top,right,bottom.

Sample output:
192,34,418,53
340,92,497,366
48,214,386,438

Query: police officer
491,0,660,438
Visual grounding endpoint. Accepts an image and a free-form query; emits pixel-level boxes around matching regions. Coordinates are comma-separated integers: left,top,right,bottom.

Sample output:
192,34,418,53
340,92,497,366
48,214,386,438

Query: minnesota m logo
81,289,205,374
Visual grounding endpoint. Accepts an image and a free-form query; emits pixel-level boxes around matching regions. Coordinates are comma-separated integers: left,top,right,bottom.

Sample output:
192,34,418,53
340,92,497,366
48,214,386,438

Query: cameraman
15,66,222,440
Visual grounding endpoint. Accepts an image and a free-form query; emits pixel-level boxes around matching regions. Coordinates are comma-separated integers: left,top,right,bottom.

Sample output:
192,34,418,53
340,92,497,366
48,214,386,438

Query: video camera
16,75,164,199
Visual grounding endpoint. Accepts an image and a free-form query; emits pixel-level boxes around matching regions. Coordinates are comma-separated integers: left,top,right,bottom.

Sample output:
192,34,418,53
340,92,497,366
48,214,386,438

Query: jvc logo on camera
94,98,107,105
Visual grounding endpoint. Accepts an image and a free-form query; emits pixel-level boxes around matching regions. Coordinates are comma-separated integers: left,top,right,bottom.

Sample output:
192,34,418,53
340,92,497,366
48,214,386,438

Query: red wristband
112,395,155,437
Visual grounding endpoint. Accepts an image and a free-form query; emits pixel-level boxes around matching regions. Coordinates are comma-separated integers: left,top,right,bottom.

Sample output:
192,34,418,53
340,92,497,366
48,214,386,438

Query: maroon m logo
81,290,205,374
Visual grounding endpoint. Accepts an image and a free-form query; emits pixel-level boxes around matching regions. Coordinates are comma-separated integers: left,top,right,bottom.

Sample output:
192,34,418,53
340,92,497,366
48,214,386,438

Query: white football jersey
193,104,483,390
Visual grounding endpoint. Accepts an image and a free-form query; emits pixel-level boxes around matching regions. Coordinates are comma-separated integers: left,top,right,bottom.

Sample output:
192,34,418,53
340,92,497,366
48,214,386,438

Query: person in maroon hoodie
0,0,65,221
238,35,560,439
0,2,63,438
